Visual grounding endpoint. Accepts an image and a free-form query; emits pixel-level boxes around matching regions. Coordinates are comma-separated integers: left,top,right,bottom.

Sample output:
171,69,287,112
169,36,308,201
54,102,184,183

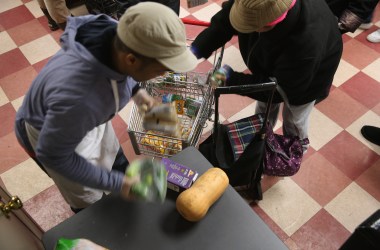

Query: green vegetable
125,158,167,202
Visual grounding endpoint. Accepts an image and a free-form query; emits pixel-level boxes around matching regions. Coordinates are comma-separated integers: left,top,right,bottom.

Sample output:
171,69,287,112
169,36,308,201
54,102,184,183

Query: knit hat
229,0,294,33
117,2,197,72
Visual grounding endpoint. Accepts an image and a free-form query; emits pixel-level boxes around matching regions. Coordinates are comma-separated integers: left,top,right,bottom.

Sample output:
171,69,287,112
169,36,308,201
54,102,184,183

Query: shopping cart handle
214,81,277,96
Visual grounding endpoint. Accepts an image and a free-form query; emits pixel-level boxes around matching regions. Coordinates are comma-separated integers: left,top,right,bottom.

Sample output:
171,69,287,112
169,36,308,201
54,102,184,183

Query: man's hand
120,175,140,200
132,88,156,113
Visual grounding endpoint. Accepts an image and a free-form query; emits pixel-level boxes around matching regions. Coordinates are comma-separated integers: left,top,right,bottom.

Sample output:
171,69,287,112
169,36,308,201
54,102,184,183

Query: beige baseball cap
117,2,198,72
229,0,293,33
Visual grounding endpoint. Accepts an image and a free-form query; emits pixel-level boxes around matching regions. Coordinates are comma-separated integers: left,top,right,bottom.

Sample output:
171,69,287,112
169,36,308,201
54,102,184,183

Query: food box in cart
127,70,213,158
161,158,198,192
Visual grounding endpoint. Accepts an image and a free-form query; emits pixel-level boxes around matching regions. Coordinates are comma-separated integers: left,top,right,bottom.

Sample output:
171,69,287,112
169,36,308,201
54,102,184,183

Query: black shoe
48,21,59,31
360,126,380,146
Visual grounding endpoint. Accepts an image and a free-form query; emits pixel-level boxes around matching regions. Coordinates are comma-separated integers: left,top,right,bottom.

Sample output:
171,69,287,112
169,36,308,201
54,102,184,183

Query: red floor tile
193,59,213,73
355,27,380,54
291,152,351,206
0,103,16,138
0,132,29,174
356,159,380,201
341,39,380,70
291,209,351,250
32,57,51,73
261,175,282,193
112,114,130,145
0,48,30,78
315,88,367,129
50,29,64,44
184,18,208,40
0,66,37,101
319,131,379,180
23,185,74,232
219,94,254,120
340,72,380,109
0,5,35,30
372,102,380,116
7,19,48,46
250,203,289,242
342,34,352,44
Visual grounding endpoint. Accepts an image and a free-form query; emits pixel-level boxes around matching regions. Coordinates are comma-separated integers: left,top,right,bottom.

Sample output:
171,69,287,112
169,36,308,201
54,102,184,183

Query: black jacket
326,0,379,20
192,0,343,105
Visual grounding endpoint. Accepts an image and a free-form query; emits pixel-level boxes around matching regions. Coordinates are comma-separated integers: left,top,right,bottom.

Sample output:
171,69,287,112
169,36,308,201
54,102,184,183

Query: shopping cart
128,19,223,158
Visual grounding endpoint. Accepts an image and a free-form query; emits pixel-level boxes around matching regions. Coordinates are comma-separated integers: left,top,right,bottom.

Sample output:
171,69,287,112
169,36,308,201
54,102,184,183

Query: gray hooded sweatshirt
15,14,138,193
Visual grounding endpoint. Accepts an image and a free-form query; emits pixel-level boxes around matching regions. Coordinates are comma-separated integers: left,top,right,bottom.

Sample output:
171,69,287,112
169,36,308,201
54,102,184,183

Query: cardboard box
161,158,198,192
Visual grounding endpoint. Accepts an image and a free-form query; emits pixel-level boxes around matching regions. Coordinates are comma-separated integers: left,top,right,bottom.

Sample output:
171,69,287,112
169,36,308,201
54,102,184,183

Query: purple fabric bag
263,123,308,176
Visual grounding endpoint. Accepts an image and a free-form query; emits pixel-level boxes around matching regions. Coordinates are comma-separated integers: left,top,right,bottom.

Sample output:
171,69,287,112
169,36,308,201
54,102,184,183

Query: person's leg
255,101,280,128
112,147,129,173
142,0,180,15
37,0,59,31
44,0,71,30
281,100,316,152
359,11,374,29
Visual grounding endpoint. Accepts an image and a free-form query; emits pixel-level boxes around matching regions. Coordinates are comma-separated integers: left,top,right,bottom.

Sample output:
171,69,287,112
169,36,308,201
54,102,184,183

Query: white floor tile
325,182,380,233
258,178,321,236
362,58,380,82
192,3,221,22
179,6,190,18
0,158,54,202
308,108,343,151
24,0,43,18
333,59,360,87
0,0,22,13
0,31,17,55
11,95,24,111
19,34,60,65
213,45,247,72
0,87,10,106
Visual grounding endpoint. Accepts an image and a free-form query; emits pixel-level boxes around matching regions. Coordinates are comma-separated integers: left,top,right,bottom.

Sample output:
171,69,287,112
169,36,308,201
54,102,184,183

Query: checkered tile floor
1,0,379,249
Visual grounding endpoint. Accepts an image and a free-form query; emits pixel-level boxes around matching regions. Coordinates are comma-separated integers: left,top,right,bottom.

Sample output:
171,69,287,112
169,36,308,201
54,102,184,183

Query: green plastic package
55,238,107,250
126,158,167,203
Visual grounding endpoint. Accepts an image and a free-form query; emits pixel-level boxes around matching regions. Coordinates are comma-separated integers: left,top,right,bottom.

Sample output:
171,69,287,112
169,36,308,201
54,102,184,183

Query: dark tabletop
42,147,287,250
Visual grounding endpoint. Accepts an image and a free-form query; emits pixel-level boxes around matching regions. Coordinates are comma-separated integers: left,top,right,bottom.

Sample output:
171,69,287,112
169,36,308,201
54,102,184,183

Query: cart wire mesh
128,71,214,158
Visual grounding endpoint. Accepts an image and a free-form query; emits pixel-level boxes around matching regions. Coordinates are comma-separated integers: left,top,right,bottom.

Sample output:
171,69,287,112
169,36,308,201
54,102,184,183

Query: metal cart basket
128,19,223,158
128,71,215,158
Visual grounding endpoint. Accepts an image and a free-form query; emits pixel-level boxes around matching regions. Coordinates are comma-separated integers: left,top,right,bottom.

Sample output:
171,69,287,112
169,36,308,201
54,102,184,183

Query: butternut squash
176,167,229,222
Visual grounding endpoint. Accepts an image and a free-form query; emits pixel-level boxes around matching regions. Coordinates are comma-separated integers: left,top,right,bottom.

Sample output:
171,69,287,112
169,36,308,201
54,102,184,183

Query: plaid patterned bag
225,113,264,161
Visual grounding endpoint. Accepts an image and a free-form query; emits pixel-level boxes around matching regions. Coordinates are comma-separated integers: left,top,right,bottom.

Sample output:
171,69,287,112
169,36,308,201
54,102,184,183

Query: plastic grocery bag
55,238,107,250
126,158,167,203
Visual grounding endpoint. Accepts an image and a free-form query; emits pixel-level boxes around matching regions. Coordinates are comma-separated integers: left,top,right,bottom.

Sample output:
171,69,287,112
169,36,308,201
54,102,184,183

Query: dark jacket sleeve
326,0,379,19
326,0,379,33
191,0,238,59
346,0,379,20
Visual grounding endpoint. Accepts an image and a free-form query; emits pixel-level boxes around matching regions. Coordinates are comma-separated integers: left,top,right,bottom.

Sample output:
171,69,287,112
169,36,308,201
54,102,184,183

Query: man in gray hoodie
15,2,197,213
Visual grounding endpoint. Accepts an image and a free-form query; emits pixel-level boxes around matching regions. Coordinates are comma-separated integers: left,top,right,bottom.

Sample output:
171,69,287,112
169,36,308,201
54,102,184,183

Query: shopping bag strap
212,79,277,142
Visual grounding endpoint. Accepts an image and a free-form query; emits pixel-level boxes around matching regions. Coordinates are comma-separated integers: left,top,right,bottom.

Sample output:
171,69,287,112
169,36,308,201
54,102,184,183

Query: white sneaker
367,29,380,43
359,23,372,30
